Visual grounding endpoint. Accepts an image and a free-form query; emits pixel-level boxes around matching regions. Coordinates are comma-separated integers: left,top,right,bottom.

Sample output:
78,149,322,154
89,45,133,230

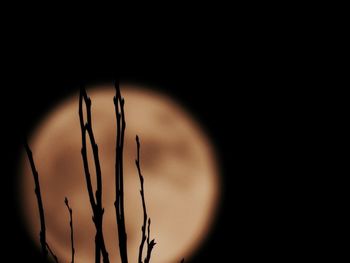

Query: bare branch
24,141,48,262
144,218,156,263
79,87,110,263
135,135,147,263
65,197,75,263
114,82,129,263
135,136,156,263
46,242,59,263
79,89,96,212
136,135,147,263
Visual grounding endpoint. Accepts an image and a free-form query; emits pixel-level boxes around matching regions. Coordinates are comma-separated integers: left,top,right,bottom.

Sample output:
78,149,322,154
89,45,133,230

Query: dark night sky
0,23,315,262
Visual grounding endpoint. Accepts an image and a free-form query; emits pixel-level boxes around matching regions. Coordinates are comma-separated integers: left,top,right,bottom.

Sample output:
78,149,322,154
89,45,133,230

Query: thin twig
24,141,48,262
114,82,129,263
79,87,110,263
46,242,59,263
136,135,147,263
144,218,156,263
65,197,75,263
135,136,156,263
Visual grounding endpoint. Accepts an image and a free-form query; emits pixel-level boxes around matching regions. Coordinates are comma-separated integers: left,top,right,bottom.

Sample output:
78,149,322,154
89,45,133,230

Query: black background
0,20,314,262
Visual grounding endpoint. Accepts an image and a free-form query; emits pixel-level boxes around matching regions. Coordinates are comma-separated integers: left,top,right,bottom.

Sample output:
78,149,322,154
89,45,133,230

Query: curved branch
46,242,59,263
65,197,75,263
24,141,48,262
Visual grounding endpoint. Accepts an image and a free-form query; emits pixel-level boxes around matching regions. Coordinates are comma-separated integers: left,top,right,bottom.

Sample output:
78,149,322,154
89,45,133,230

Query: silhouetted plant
136,135,156,263
47,242,59,263
79,87,110,263
24,141,59,263
25,82,184,263
114,83,129,263
64,197,75,263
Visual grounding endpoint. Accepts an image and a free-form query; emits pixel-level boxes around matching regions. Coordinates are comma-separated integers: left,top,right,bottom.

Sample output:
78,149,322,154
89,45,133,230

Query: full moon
20,84,220,263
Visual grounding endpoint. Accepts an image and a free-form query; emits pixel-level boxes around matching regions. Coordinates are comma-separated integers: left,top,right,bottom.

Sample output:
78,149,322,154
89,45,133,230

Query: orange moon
20,84,220,263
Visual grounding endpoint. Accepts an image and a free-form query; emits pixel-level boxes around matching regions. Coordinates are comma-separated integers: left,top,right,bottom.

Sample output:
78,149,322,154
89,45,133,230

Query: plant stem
65,197,75,263
135,136,156,263
24,141,49,262
114,82,129,263
46,242,59,263
79,87,109,263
